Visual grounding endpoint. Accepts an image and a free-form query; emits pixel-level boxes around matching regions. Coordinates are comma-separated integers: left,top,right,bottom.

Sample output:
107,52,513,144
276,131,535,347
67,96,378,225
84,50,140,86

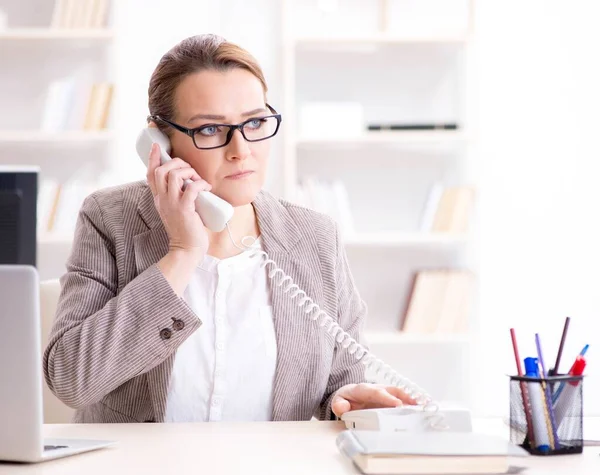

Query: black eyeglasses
148,104,282,150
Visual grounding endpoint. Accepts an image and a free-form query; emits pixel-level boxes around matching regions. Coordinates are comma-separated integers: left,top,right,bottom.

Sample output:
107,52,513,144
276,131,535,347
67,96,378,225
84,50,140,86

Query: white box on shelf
0,9,7,31
40,77,76,132
299,101,363,139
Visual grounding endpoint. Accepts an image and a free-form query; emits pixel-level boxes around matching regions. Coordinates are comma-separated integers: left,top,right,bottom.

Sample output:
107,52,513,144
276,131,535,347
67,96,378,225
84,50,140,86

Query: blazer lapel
133,186,173,421
252,192,329,421
133,186,169,274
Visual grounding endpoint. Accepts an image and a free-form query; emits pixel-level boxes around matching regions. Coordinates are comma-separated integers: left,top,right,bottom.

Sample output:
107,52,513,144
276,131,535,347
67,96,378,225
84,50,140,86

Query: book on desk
336,431,529,475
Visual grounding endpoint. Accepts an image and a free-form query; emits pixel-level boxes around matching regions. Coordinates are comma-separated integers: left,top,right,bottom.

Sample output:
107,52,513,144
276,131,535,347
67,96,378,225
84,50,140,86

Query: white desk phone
136,127,473,434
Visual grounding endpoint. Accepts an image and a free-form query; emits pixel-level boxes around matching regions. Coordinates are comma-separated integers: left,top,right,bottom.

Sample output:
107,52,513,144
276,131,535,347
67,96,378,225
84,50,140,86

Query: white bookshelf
343,231,467,247
296,130,468,148
365,331,471,345
281,0,477,407
294,33,470,47
0,130,114,143
0,28,114,40
0,0,115,281
38,233,74,245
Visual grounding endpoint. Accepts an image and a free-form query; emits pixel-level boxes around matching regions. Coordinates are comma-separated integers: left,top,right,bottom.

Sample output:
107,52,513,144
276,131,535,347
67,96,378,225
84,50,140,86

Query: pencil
510,328,536,446
536,333,560,449
551,316,570,376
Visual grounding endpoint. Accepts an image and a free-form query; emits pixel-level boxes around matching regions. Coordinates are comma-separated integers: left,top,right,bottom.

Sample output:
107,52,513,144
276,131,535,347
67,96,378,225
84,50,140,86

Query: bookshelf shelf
365,331,471,345
343,232,468,247
38,234,73,246
0,130,114,144
0,28,115,40
294,34,469,48
296,130,468,148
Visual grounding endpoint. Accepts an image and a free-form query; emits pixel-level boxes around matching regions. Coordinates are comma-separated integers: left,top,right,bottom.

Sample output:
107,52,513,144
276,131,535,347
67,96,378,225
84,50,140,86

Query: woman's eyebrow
241,107,268,117
187,108,268,124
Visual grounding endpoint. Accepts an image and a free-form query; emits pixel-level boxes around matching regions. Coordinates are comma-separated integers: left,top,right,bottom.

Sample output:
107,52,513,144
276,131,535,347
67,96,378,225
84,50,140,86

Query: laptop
0,265,115,463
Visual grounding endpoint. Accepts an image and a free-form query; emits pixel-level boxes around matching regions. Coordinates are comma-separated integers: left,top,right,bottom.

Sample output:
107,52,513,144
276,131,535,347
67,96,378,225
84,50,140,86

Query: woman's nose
226,129,251,161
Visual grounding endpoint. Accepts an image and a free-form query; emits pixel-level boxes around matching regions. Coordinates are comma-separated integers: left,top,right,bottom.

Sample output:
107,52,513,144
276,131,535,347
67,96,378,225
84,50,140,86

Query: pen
549,317,570,377
510,328,535,445
554,356,586,428
552,344,589,404
535,333,560,449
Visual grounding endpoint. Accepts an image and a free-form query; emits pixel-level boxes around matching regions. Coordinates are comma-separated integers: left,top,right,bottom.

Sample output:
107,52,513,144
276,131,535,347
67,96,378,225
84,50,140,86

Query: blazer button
160,328,172,340
172,319,185,331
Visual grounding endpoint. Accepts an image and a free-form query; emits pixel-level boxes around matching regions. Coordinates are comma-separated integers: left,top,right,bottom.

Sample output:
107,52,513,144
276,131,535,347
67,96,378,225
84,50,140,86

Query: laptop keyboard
44,445,68,451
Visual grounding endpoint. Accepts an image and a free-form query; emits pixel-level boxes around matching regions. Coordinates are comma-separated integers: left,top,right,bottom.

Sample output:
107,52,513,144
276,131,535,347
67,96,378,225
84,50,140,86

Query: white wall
471,0,600,416
110,0,600,416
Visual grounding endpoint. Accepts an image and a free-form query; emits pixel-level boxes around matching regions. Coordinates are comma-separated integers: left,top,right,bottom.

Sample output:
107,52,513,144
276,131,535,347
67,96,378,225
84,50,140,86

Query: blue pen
524,357,550,452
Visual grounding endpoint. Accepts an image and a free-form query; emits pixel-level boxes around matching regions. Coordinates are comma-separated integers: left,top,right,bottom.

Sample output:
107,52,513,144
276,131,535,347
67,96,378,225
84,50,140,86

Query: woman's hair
148,34,268,131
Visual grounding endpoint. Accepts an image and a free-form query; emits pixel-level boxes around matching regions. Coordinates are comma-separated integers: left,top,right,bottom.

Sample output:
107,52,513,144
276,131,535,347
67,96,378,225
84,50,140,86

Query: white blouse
163,238,277,422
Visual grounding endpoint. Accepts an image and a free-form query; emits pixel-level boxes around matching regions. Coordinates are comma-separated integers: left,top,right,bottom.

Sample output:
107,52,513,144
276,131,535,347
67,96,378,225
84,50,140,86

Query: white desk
1,419,598,474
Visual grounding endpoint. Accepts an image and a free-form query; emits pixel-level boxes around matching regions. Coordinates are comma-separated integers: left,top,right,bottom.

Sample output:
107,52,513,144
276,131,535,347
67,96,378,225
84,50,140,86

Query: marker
524,357,551,453
554,356,586,428
552,345,589,404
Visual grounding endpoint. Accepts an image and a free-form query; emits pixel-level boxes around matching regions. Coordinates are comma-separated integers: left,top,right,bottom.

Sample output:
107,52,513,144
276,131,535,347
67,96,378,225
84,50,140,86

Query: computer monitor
0,166,38,266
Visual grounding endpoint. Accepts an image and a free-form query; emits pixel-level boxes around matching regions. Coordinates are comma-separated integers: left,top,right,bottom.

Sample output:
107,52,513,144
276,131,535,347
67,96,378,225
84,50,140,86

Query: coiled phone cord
226,225,448,430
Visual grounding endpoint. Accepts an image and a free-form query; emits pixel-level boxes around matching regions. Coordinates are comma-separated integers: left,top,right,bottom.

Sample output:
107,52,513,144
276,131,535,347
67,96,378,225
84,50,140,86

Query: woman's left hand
331,383,418,417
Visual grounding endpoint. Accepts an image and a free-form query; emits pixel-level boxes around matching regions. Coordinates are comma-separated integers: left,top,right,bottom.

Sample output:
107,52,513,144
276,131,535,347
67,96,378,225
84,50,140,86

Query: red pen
553,356,585,427
568,356,586,385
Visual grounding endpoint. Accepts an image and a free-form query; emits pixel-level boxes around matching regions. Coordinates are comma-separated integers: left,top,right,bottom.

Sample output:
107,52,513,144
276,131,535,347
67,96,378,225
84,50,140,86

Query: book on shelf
40,79,113,132
295,177,355,237
51,0,109,29
401,269,475,334
37,178,97,238
83,82,114,130
419,182,476,234
0,8,7,31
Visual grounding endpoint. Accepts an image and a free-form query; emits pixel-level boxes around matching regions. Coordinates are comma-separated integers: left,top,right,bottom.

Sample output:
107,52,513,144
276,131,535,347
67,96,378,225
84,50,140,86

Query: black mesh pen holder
509,374,583,455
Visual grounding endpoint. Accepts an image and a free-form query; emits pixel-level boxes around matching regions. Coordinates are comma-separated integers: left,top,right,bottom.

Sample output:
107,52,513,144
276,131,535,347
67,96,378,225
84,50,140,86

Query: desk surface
1,419,598,474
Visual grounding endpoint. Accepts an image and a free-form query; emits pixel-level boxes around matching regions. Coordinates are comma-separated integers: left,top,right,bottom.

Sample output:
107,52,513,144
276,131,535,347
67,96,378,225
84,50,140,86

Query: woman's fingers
166,167,203,203
146,143,160,196
353,384,404,408
181,179,212,208
331,395,352,417
154,157,195,197
383,386,418,405
331,383,410,417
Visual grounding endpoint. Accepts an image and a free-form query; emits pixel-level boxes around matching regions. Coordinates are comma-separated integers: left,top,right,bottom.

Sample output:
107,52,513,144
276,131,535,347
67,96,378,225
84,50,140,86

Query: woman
43,34,416,423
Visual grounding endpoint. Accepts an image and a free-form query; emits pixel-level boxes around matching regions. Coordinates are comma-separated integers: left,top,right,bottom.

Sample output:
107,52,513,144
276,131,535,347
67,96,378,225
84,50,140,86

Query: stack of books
40,79,113,132
401,269,475,334
37,178,97,238
50,0,109,29
420,182,476,234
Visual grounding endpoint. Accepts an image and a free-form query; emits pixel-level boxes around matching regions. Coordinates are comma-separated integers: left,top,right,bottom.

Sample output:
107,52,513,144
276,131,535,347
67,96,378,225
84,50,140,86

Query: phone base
341,404,473,432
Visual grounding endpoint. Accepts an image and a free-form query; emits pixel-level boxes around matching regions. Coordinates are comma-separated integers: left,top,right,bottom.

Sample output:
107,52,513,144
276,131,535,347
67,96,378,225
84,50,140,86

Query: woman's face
170,68,272,207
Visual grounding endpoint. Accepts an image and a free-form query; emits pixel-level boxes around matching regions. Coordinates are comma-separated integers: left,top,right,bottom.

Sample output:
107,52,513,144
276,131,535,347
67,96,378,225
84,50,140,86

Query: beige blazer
42,181,368,423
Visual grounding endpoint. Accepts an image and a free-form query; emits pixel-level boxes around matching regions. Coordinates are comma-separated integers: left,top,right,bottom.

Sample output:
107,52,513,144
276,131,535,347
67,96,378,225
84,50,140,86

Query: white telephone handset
135,126,471,433
136,127,234,232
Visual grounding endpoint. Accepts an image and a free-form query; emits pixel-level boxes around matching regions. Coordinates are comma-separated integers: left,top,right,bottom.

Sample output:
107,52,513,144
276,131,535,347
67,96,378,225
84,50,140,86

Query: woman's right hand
146,142,211,262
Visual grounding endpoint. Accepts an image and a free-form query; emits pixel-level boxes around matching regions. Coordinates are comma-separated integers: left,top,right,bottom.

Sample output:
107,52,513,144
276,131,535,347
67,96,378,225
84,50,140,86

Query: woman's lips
225,170,254,180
